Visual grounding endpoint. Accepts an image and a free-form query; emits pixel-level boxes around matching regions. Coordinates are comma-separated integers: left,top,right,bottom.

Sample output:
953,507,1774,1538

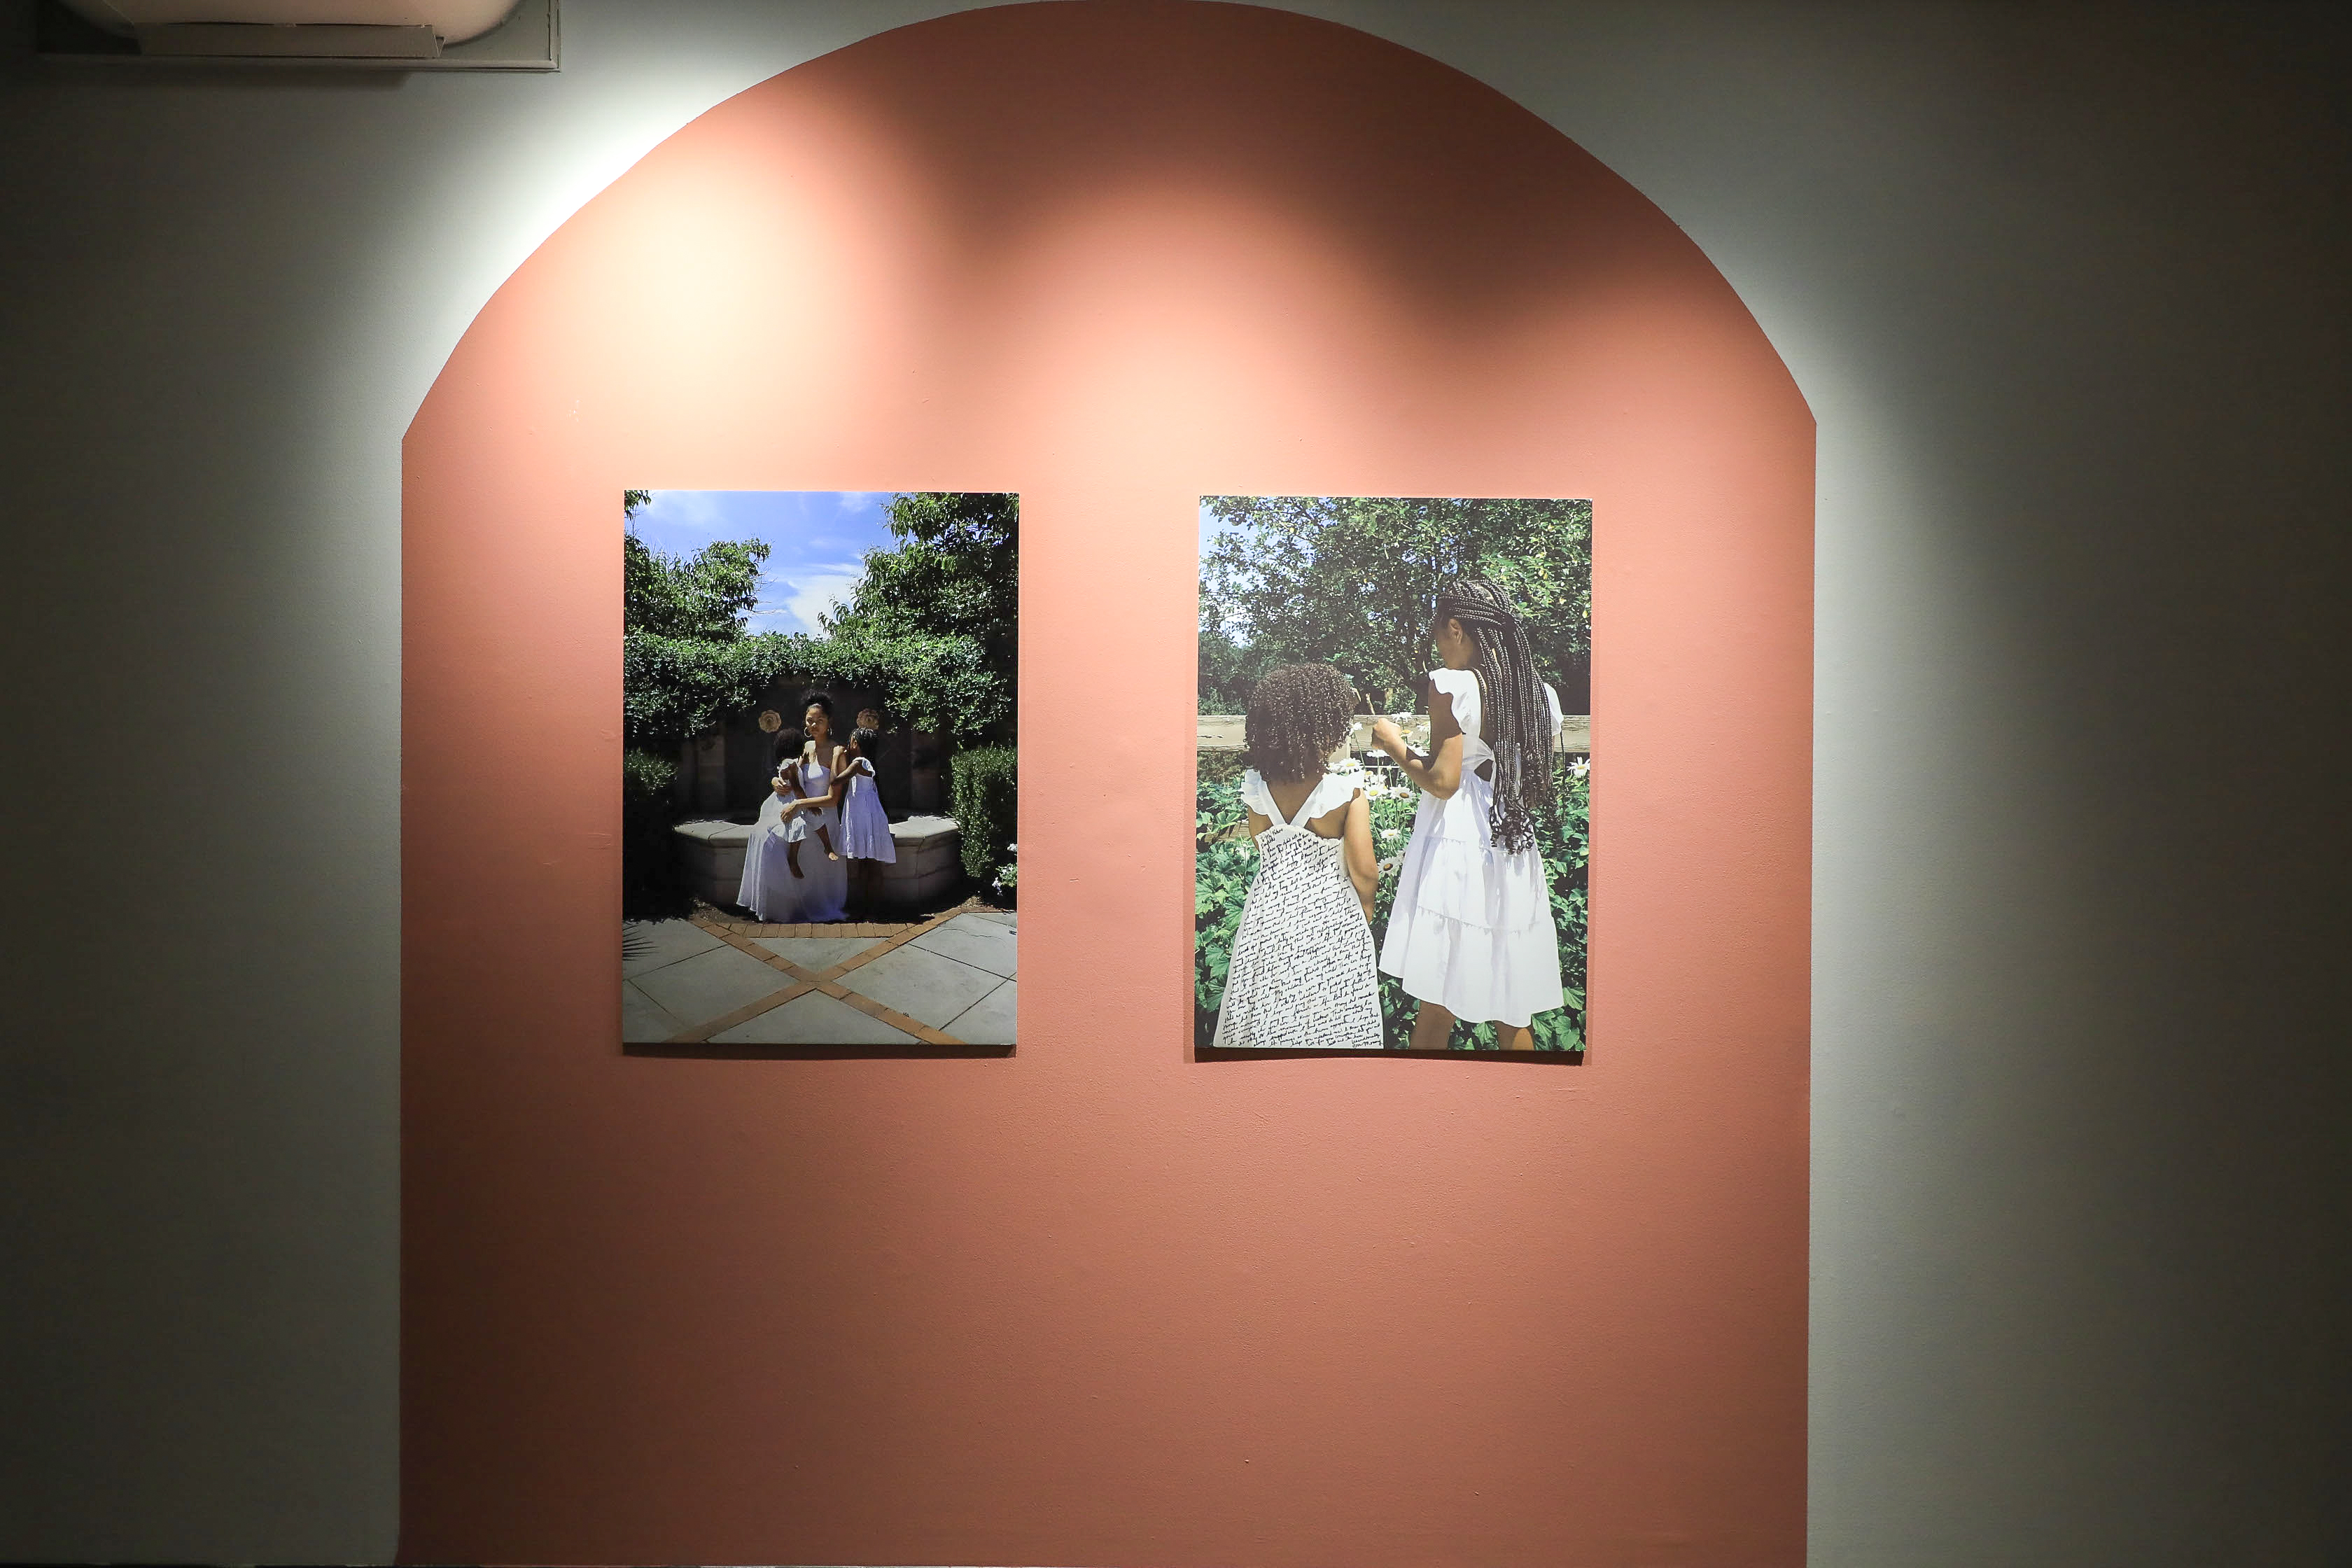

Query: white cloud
752,563,865,635
640,488,725,539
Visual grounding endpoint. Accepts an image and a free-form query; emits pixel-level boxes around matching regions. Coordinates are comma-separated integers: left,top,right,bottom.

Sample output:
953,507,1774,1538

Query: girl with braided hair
1211,663,1385,1050
1370,578,1567,1049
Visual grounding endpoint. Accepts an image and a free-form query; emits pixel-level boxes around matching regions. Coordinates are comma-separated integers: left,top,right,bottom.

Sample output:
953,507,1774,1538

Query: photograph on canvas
621,490,1018,1051
1196,496,1590,1053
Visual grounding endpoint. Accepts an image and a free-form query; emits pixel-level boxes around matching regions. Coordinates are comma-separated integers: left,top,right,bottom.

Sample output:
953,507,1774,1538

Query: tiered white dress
1378,668,1564,1028
1211,769,1384,1051
836,756,895,862
734,754,847,923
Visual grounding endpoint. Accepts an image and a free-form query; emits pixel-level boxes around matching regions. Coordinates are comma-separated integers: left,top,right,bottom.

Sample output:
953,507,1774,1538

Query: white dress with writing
1378,667,1564,1028
1212,769,1384,1051
836,756,896,862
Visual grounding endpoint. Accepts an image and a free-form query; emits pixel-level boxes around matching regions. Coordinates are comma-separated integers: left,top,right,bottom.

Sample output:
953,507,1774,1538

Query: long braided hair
1434,578,1553,854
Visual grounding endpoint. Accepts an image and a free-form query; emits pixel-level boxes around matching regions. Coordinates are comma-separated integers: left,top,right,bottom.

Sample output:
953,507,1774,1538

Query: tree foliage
1198,624,1274,715
624,530,769,643
828,491,1018,734
1200,495,1590,711
620,489,1019,751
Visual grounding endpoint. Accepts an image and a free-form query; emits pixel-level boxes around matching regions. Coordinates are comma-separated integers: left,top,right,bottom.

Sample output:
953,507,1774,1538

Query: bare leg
785,839,804,879
1495,1022,1536,1051
819,825,839,860
1408,1000,1457,1051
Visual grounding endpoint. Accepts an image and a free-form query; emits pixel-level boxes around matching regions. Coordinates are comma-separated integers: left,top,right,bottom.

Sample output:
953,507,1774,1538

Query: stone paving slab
837,944,1004,1029
908,913,1018,979
968,909,1016,930
752,935,886,973
622,981,692,1044
622,918,725,979
942,979,1016,1045
631,943,794,1028
710,990,916,1046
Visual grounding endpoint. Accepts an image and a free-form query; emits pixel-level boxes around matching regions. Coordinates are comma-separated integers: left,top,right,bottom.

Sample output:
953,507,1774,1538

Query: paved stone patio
622,904,1016,1048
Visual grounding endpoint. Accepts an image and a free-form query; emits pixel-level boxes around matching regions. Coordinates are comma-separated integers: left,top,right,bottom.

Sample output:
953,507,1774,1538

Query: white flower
1569,757,1590,778
1380,827,1402,842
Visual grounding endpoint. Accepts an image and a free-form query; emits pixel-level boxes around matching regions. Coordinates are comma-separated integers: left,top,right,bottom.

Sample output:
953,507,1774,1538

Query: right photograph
1196,496,1592,1054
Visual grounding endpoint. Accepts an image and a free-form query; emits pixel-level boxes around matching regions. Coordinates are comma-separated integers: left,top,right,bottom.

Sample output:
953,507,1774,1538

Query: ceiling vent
38,0,558,69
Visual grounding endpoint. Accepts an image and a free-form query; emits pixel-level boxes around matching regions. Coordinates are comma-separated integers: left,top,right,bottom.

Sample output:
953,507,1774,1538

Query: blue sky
626,490,895,636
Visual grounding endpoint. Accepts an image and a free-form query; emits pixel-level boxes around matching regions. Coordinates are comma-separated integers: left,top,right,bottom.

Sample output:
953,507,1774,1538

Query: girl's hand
1371,717,1406,757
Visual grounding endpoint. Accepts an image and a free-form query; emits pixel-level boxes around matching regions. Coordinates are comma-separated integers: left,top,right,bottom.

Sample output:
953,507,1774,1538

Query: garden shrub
949,745,1018,883
1196,748,1247,786
622,748,689,920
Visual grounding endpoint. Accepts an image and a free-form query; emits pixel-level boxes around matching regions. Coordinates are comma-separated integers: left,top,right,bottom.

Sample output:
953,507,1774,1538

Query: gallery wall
401,7,1809,1562
4,2,2348,1564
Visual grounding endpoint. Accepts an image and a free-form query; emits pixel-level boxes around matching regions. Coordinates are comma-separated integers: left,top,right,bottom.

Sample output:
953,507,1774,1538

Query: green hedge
622,748,687,920
624,626,1007,751
949,746,1018,882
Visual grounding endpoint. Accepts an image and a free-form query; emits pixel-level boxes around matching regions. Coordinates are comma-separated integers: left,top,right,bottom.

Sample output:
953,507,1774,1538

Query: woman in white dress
1371,579,1565,1050
734,728,797,914
741,694,850,924
1212,664,1385,1051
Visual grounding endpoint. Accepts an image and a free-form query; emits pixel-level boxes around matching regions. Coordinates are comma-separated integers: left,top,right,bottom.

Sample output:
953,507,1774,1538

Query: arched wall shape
401,4,1812,1562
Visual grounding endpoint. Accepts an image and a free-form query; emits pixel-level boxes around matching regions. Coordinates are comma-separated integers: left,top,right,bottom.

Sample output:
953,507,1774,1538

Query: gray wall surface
3,3,2346,1562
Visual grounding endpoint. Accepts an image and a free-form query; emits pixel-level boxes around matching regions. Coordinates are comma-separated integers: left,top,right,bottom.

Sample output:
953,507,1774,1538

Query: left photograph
620,490,1019,1050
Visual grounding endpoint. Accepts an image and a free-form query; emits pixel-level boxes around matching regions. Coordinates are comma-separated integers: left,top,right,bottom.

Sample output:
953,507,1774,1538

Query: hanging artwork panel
620,489,1019,1051
1196,496,1591,1053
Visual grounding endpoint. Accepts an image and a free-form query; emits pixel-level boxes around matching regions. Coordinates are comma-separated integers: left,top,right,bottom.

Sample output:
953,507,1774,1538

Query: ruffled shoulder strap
1299,770,1363,822
1238,768,1278,819
1428,666,1483,749
1426,666,1477,704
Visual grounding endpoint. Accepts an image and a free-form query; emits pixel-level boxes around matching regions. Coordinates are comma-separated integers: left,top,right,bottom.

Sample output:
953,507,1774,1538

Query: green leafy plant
1196,748,1247,787
950,745,1018,883
622,748,689,920
1194,764,1589,1052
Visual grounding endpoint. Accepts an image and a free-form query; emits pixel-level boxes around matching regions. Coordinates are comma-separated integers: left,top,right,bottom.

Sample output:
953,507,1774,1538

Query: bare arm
820,745,850,809
1373,692,1465,799
1340,793,1378,920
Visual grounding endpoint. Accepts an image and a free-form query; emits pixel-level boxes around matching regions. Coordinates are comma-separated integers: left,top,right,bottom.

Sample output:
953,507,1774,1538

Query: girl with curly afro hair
1211,664,1384,1050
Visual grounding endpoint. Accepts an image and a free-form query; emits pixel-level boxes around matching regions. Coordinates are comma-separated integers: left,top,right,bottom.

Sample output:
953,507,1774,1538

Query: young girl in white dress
776,751,839,878
1371,578,1566,1051
1212,663,1385,1051
836,725,895,916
